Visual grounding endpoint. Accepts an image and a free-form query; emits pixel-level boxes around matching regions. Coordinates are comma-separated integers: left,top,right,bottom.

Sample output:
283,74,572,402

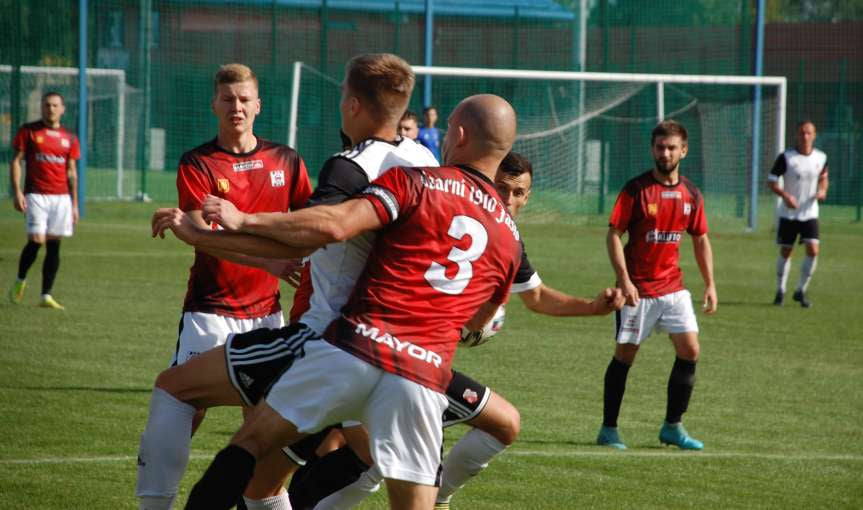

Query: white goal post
288,62,787,228
1,65,127,199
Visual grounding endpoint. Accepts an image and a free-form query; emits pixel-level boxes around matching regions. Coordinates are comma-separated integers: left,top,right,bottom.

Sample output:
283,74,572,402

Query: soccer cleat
39,295,65,310
659,422,703,450
772,291,783,306
792,290,811,308
596,425,627,449
9,279,26,304
433,503,451,510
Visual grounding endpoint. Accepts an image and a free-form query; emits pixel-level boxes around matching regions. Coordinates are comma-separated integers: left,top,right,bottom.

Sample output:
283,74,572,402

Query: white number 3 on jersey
424,215,488,295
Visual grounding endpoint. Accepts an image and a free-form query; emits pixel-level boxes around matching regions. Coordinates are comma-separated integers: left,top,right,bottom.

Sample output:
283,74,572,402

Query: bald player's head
441,94,516,171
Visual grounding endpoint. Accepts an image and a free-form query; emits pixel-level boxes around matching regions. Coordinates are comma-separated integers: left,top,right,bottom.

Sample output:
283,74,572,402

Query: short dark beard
654,161,676,175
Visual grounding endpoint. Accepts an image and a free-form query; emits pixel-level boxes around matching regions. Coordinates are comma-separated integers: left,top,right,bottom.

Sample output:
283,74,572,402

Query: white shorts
26,193,74,237
615,289,698,345
266,339,448,486
170,311,284,366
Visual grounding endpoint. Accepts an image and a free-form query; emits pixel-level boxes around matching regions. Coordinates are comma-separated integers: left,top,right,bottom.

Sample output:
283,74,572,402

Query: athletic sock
185,445,256,510
436,428,507,504
776,255,791,294
288,445,370,510
244,488,292,510
666,357,697,424
602,357,631,428
41,239,60,295
17,240,40,280
136,388,197,504
312,465,383,509
797,255,817,293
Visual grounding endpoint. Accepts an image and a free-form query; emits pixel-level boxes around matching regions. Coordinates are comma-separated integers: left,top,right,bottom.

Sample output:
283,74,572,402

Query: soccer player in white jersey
768,120,829,308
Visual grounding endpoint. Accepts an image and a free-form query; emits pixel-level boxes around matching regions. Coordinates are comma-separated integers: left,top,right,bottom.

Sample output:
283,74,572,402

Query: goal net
289,63,786,228
0,65,139,200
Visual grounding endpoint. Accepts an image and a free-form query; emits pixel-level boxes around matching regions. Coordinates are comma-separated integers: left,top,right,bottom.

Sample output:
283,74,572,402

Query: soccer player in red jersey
8,92,80,309
136,63,311,510
152,93,521,509
597,120,717,451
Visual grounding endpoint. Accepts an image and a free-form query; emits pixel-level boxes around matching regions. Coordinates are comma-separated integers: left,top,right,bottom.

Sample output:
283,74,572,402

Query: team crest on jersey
36,135,44,144
684,202,692,215
462,388,479,405
647,203,658,216
270,169,285,187
217,178,230,193
60,138,70,148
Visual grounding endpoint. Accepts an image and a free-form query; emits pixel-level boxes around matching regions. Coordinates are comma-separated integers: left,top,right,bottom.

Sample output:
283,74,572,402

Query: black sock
666,357,697,424
602,357,631,428
17,241,41,280
185,445,256,510
41,240,60,295
289,445,371,510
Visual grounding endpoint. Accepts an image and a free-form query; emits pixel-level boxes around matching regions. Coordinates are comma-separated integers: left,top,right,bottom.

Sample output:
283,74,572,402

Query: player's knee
806,244,819,257
153,369,189,403
676,341,699,361
490,406,520,445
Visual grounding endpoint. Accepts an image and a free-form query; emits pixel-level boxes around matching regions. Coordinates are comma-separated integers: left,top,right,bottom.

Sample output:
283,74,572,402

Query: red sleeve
69,136,81,160
176,158,212,211
290,158,313,210
688,195,708,236
360,167,417,226
12,126,27,153
608,190,634,231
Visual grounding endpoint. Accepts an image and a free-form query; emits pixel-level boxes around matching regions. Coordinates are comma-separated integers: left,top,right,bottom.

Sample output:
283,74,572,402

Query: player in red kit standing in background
597,119,717,451
136,63,312,510
9,92,80,310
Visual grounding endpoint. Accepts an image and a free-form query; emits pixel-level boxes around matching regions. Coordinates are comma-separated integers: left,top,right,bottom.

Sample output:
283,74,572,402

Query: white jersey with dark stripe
298,137,439,335
768,148,828,221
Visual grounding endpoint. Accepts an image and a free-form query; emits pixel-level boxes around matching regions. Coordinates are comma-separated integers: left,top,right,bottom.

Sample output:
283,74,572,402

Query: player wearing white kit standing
768,120,829,308
136,63,311,510
8,91,79,310
596,120,717,451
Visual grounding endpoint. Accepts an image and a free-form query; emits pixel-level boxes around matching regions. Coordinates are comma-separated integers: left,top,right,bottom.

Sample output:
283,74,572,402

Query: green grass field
1,200,861,509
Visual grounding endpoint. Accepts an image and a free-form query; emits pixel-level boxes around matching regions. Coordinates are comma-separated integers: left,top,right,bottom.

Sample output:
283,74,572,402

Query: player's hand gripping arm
202,194,383,249
518,284,624,316
10,150,26,213
692,233,717,315
67,158,79,224
607,227,639,306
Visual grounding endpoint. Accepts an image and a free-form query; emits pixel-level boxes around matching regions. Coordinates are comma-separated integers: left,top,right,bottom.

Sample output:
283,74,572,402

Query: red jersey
177,138,312,319
608,171,708,298
323,165,522,393
13,121,80,195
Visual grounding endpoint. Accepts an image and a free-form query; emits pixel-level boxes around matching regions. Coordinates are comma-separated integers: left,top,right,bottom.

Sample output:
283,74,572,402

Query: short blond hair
345,53,414,124
213,63,258,95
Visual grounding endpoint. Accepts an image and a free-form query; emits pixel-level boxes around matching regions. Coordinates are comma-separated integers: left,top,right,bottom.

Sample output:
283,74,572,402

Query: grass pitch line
3,449,862,466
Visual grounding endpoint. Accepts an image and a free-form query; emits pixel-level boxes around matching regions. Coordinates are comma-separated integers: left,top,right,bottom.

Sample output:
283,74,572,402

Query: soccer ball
460,305,506,348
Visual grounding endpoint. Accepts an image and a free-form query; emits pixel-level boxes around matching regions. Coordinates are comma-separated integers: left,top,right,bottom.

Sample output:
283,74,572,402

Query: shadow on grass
4,385,151,394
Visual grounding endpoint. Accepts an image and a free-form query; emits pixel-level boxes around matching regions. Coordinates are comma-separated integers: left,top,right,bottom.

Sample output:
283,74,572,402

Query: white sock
797,255,817,293
136,387,196,507
776,255,791,293
436,428,508,504
313,465,382,510
244,488,292,510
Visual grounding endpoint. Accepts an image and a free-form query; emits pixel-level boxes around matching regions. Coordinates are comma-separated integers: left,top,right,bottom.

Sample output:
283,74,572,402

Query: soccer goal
0,65,135,200
288,62,786,229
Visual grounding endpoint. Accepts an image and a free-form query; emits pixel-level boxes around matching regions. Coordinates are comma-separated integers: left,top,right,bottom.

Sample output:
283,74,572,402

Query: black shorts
777,218,819,246
442,370,491,427
226,322,317,406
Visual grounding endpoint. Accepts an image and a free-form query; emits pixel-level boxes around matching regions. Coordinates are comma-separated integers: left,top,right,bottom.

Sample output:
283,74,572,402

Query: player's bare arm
519,284,624,316
692,233,717,314
767,179,798,209
607,227,639,306
816,166,829,201
67,158,79,224
10,150,26,213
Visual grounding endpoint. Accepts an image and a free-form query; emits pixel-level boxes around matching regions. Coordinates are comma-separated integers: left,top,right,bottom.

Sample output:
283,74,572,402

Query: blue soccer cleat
596,425,627,449
659,422,703,450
